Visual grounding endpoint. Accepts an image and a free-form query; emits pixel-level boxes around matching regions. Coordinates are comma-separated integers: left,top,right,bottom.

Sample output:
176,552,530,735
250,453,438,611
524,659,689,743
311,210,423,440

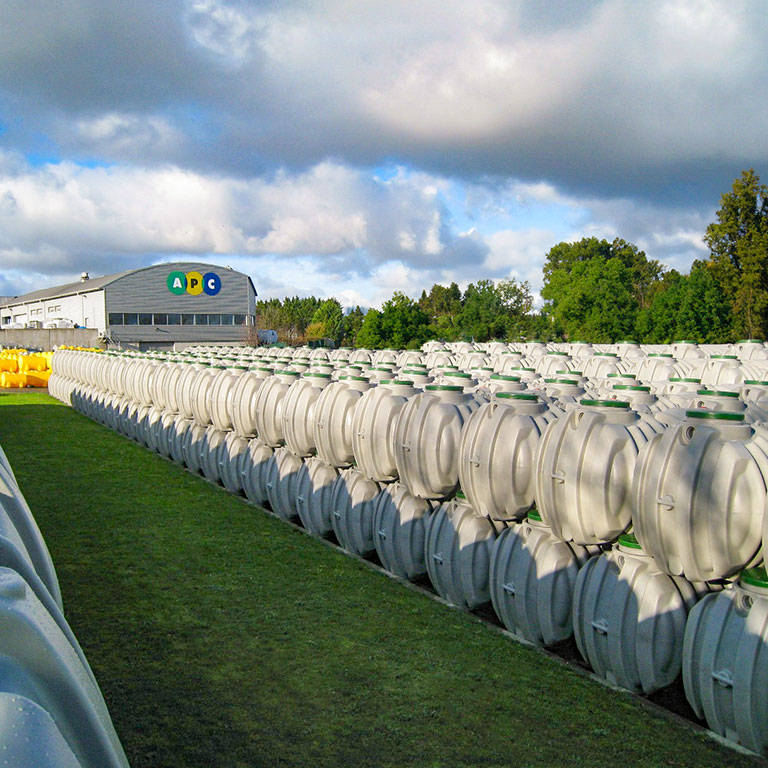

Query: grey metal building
0,262,257,349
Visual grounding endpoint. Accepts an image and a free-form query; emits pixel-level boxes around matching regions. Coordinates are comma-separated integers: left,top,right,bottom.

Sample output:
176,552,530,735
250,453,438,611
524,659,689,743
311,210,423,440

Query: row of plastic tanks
0,440,128,767
48,340,768,755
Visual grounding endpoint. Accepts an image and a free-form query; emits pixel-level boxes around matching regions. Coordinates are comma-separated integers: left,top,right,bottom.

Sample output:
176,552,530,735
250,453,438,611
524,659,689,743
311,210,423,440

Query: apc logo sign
167,270,221,296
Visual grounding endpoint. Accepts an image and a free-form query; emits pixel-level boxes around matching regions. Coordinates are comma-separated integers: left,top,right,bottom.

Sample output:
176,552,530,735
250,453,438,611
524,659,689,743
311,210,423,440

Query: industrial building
0,262,257,349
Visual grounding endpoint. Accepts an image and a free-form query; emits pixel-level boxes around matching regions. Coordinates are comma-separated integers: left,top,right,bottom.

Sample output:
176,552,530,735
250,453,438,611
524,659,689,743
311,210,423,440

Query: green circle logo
167,271,186,294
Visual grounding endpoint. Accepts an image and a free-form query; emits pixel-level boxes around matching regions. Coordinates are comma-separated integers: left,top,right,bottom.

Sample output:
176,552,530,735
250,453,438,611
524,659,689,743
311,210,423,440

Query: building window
207,314,221,325
153,313,168,325
139,313,152,325
108,313,123,325
167,313,181,325
181,314,194,325
30,308,42,316
234,314,245,325
1,316,10,325
194,314,209,325
221,313,235,325
47,305,61,314
123,313,139,326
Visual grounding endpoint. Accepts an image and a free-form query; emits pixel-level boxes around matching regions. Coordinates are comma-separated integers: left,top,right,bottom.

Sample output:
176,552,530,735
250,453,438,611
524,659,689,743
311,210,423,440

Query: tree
339,306,365,346
379,292,430,349
541,237,663,341
355,308,384,348
457,279,533,341
704,169,768,338
306,298,343,343
419,282,462,341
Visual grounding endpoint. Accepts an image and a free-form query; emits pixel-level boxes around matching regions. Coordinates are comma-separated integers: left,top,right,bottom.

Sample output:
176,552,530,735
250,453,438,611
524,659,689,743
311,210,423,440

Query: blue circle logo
203,272,221,296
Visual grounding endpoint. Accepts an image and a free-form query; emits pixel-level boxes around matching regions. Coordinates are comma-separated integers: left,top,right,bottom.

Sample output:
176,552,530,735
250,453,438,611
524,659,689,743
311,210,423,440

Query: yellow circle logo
186,271,203,295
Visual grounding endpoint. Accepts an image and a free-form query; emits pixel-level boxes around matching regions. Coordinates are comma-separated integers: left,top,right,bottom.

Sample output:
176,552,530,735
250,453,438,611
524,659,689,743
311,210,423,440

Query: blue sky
0,1,766,307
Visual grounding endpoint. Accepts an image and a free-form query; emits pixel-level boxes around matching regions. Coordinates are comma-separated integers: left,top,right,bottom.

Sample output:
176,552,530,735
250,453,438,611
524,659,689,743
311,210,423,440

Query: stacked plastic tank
48,338,768,756
0,441,129,767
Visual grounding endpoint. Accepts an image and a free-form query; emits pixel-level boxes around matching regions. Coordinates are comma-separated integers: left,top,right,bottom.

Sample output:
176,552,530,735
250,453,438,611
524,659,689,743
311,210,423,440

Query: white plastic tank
313,375,372,468
573,532,708,694
241,439,274,507
229,367,272,441
535,351,573,378
208,364,247,431
735,339,767,361
459,393,555,521
181,422,208,474
352,379,418,482
700,354,744,389
489,509,597,646
424,493,501,609
265,446,303,520
536,399,661,545
282,372,333,457
191,364,223,426
218,432,249,494
371,482,434,580
633,410,768,581
252,370,301,448
683,566,768,754
199,426,228,484
394,384,480,500
295,457,339,536
0,568,129,767
168,415,193,466
330,468,381,556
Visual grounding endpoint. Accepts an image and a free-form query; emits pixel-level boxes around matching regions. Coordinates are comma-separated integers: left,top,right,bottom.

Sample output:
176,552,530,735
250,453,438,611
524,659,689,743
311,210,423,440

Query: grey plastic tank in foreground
459,393,555,521
573,533,708,694
218,432,249,494
536,399,660,545
683,567,768,754
330,468,381,556
265,447,303,520
633,410,768,581
394,385,479,500
0,568,129,767
295,457,339,535
252,370,300,448
313,376,371,468
424,494,501,609
241,439,274,507
372,483,433,580
352,379,418,482
282,372,333,457
489,510,596,646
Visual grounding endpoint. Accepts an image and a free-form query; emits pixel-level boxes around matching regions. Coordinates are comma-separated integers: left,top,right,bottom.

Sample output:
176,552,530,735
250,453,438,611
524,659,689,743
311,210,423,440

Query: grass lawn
0,391,761,768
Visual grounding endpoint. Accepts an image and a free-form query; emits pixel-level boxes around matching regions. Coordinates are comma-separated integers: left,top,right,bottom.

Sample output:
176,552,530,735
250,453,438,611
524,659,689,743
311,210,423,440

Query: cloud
0,1,765,202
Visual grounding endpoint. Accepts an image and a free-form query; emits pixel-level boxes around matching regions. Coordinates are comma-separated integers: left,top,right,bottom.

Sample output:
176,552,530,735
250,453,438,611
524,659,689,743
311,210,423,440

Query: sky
1,0,766,309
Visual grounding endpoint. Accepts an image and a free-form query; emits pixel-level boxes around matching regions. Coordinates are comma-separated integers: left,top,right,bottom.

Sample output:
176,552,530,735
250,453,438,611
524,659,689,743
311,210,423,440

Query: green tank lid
685,409,745,421
425,384,463,392
496,392,538,401
234,365,249,370
617,340,637,344
607,373,636,378
511,366,536,372
595,352,618,357
558,369,582,376
612,384,651,392
648,353,674,358
544,378,579,385
445,372,472,378
254,366,274,373
381,379,415,386
549,351,569,355
618,532,642,549
276,369,300,376
304,371,332,378
710,354,738,360
744,380,768,385
374,366,395,372
490,374,521,381
580,398,630,409
676,340,697,344
696,389,739,398
738,339,764,343
740,566,768,589
339,374,369,382
669,377,700,383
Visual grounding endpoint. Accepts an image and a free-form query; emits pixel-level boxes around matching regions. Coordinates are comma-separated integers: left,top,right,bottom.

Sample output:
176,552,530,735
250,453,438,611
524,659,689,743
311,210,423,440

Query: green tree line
255,170,768,348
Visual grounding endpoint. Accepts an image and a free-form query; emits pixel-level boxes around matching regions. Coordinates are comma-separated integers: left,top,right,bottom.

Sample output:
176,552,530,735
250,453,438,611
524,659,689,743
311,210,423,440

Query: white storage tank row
0,441,129,768
48,340,768,756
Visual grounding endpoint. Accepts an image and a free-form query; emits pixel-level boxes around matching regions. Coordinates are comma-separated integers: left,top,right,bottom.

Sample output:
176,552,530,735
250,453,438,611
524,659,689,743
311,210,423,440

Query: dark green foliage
703,169,768,338
0,393,760,768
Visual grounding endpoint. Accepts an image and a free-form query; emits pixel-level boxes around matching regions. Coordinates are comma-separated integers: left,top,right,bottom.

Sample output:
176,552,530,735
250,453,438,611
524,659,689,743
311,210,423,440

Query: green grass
0,391,760,768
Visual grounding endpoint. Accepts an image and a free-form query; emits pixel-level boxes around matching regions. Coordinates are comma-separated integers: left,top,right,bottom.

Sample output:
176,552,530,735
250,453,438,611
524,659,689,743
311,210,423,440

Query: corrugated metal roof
0,269,135,308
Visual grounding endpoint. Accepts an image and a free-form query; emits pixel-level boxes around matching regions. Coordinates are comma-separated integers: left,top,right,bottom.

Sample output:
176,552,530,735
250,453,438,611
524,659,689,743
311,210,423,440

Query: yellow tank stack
0,349,58,388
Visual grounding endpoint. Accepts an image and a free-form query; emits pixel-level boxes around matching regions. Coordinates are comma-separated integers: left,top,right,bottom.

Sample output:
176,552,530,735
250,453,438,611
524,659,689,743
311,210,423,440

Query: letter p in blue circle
203,272,221,296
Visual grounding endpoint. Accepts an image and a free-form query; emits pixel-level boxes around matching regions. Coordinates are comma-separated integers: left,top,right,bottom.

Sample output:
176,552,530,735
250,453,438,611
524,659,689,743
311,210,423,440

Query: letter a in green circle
167,271,186,294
